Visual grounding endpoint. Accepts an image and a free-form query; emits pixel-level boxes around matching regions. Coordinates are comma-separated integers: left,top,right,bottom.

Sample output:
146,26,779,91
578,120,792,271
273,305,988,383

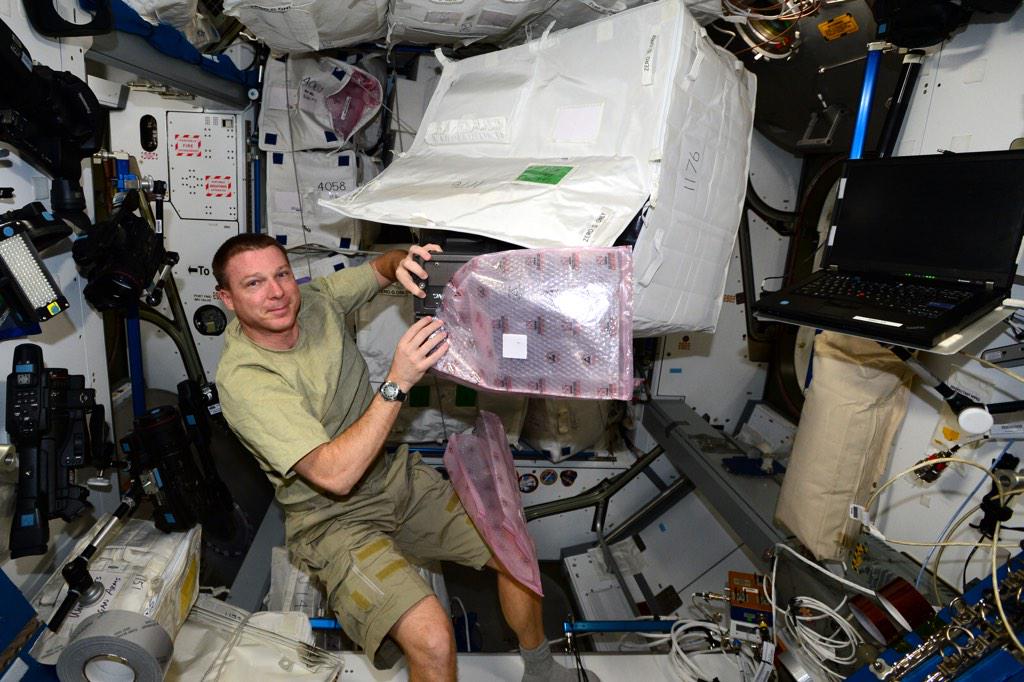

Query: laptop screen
826,150,1024,287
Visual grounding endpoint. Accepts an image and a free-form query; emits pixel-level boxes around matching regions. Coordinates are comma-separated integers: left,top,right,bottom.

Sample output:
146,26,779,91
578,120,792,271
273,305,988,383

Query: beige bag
775,331,913,561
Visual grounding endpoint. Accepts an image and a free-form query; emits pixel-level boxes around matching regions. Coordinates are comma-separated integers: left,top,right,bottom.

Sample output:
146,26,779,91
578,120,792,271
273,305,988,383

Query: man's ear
216,287,235,312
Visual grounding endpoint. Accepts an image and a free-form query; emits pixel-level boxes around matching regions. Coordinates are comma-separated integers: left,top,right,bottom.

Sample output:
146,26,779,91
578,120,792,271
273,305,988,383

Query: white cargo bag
508,0,724,45
222,0,387,53
389,0,551,44
322,0,755,334
258,54,383,152
123,0,219,47
266,149,362,251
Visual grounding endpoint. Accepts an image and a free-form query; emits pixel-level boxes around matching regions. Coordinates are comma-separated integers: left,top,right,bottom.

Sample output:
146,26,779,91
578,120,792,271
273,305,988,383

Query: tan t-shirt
217,263,383,525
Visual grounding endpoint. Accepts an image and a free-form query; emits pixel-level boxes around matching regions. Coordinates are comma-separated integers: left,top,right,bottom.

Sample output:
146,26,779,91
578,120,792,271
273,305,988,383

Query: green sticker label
516,165,573,185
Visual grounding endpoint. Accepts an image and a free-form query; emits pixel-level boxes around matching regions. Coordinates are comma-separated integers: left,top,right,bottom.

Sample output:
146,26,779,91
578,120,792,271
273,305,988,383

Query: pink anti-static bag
443,411,542,597
434,246,634,400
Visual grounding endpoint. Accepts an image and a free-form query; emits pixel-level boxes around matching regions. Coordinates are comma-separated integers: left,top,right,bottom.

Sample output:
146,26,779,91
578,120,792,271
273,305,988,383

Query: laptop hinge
986,281,995,291
828,264,839,271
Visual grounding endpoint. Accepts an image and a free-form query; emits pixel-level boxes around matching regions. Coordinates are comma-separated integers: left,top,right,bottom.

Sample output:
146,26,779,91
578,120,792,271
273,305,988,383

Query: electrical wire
930,503,982,604
763,554,859,681
773,543,876,597
608,618,754,681
449,596,471,652
925,446,1011,596
864,457,1017,547
864,455,1024,657
783,596,861,681
961,543,980,591
764,546,864,680
721,0,821,21
913,461,991,589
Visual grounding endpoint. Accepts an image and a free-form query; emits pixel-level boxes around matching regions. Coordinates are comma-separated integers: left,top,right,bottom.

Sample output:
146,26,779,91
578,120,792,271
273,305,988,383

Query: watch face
381,382,398,400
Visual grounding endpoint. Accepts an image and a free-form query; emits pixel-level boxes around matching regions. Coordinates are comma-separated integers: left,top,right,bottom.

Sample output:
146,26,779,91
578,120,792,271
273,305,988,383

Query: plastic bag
443,411,542,596
434,246,634,400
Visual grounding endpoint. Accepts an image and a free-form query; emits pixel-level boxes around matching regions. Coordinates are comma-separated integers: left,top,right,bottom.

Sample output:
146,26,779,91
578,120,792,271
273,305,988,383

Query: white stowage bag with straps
265,148,362,251
122,0,220,47
388,0,551,44
258,54,383,153
221,0,387,53
505,0,725,45
321,0,756,335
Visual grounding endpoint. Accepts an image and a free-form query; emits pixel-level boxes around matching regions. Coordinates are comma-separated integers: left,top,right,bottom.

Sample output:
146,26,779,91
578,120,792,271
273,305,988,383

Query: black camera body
7,344,95,558
73,193,167,311
0,18,105,230
119,392,236,538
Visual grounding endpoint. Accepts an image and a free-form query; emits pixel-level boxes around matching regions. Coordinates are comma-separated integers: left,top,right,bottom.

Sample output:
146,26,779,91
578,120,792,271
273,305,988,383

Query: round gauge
193,304,227,336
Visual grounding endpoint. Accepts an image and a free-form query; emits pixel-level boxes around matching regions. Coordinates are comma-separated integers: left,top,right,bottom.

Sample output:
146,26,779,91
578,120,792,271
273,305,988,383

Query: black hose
746,179,799,235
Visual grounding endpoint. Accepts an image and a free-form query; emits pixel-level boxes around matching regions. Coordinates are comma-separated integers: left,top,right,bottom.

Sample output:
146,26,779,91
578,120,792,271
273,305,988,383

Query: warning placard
174,134,203,157
818,13,859,41
205,175,234,198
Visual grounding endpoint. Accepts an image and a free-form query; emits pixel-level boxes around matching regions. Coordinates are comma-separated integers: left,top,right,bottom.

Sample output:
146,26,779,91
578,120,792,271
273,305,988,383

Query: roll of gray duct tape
56,610,173,682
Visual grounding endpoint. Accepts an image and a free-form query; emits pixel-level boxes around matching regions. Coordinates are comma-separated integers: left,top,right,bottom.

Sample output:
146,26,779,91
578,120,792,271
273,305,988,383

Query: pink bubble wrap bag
443,411,542,596
434,246,633,400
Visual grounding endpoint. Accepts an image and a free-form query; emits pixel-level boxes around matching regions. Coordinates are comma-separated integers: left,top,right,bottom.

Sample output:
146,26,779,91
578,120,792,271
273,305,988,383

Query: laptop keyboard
795,274,974,319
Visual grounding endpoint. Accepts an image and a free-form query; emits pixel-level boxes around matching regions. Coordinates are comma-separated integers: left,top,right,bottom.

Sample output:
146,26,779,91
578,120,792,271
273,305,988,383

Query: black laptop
753,150,1024,349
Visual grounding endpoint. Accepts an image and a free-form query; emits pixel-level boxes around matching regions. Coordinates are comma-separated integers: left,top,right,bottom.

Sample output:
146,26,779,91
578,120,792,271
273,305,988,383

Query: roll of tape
849,594,899,645
56,610,173,682
878,577,934,632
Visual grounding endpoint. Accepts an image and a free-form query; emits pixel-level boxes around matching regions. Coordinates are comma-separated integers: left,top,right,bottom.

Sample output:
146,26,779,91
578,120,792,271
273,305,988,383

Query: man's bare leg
487,558,603,682
489,558,545,649
389,595,457,682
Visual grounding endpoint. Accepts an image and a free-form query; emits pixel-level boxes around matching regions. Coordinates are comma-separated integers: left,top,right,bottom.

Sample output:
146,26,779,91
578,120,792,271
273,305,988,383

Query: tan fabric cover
775,331,913,561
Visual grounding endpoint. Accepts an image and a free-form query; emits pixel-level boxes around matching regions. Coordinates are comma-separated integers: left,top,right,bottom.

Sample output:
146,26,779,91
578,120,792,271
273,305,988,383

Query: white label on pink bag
502,334,528,359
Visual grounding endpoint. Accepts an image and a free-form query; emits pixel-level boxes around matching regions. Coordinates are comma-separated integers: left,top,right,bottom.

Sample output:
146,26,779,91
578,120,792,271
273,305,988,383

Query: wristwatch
379,381,407,403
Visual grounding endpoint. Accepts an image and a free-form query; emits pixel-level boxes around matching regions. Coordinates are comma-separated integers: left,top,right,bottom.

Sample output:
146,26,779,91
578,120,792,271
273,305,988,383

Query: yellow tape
351,590,371,611
356,538,390,562
376,559,407,582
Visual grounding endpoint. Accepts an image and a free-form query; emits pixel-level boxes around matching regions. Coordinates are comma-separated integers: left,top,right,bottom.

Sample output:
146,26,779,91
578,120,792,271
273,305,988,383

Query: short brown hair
212,233,287,290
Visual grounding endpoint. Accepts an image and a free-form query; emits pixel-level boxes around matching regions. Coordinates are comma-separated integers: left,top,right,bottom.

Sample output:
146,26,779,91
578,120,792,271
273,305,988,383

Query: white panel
167,111,239,221
109,98,248,390
635,491,751,598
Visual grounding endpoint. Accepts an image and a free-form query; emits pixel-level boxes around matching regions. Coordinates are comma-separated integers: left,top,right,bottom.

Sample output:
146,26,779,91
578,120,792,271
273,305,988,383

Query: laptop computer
752,150,1024,349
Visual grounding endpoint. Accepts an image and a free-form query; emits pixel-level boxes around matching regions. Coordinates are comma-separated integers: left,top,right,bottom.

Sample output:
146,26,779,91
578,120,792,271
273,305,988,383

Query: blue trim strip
850,46,883,160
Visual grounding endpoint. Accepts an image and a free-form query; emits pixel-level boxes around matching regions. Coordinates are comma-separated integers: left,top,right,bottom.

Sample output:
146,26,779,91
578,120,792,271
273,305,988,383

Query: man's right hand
386,316,449,391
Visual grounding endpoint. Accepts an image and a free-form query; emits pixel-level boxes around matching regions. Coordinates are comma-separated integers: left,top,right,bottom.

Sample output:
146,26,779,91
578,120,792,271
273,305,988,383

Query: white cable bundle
781,596,861,680
623,619,755,682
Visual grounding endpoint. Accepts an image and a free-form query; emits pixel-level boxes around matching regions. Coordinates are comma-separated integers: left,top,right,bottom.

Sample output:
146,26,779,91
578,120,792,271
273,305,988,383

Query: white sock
520,639,601,682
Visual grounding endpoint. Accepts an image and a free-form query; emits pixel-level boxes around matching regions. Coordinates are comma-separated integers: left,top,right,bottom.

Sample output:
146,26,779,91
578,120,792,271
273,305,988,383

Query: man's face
217,247,300,339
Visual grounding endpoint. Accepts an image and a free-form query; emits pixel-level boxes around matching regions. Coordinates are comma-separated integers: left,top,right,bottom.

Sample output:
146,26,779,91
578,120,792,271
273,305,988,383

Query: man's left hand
395,244,443,298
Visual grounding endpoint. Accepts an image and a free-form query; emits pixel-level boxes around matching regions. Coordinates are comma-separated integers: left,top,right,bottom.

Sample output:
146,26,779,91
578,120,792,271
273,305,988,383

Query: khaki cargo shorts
288,448,492,669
